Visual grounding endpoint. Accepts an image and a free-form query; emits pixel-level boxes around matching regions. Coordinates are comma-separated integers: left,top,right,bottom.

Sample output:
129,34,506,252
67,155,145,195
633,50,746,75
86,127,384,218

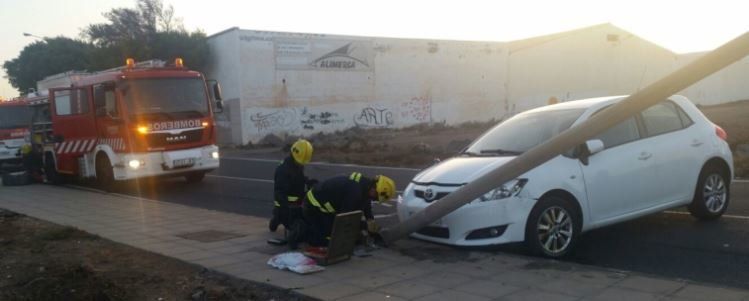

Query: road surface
69,150,749,289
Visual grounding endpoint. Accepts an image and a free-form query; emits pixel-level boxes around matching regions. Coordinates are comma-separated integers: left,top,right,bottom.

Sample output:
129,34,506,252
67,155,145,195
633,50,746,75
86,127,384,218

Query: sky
1,0,748,99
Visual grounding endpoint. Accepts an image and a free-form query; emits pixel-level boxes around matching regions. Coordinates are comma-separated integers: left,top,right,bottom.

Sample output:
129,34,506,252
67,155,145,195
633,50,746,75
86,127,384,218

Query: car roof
523,96,628,114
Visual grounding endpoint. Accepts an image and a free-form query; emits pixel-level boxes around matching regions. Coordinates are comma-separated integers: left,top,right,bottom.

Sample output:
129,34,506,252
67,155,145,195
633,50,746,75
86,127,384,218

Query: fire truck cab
0,99,32,166
31,58,223,187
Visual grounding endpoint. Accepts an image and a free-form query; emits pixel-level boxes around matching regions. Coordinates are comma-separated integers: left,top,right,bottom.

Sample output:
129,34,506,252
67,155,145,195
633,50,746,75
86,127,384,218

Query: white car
397,95,733,258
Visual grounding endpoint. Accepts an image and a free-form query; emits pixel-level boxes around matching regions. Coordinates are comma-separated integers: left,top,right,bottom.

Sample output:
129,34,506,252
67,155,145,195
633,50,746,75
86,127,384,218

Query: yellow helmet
291,139,313,165
375,175,396,203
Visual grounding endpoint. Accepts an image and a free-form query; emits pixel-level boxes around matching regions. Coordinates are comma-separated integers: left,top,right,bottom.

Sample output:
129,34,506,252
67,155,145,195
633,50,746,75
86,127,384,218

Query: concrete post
381,31,749,244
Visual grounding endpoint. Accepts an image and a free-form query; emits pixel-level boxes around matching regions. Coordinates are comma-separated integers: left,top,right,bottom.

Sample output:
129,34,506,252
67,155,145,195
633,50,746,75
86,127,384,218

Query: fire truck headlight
211,151,219,159
128,159,143,169
136,126,149,134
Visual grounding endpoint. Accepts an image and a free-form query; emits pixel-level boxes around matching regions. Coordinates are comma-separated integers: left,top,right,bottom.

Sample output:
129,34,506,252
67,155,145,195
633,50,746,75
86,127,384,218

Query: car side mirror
212,82,223,101
585,139,604,155
215,99,224,113
576,139,604,166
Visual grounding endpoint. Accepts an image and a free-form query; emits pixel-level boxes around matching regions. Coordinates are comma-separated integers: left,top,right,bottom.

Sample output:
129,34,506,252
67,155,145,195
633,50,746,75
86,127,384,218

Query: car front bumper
0,145,22,163
397,192,537,246
113,145,220,180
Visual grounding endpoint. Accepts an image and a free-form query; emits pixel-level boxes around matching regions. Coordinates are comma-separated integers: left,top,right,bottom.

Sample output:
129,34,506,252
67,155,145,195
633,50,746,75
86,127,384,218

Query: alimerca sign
275,39,372,71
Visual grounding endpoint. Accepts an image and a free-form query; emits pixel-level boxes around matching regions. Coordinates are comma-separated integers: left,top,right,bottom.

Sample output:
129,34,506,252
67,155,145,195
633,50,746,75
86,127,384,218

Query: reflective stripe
307,190,324,209
325,236,331,240
306,190,335,214
349,172,361,182
288,196,299,202
274,201,280,207
324,202,336,213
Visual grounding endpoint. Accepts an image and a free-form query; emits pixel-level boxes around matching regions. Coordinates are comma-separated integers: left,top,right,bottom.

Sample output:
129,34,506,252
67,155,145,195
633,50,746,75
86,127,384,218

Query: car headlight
128,159,144,169
477,178,528,202
211,151,220,159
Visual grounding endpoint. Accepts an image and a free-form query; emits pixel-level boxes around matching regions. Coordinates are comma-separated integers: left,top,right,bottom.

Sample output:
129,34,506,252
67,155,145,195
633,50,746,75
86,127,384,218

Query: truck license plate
173,158,196,168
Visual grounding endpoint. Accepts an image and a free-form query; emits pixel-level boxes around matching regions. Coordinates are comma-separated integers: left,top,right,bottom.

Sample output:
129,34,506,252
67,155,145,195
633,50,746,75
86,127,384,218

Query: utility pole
380,31,749,244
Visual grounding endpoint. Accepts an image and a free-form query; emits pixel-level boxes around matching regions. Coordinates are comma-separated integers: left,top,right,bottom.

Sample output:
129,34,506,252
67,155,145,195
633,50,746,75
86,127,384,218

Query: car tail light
715,124,727,141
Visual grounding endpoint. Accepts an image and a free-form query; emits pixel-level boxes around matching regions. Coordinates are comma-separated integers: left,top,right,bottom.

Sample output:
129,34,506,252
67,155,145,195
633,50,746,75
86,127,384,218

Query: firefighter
289,172,396,251
21,135,44,183
269,139,317,233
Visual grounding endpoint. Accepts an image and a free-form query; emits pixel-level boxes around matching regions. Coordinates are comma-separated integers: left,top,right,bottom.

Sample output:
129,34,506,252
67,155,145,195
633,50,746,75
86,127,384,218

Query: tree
84,0,205,71
3,0,208,93
3,37,93,93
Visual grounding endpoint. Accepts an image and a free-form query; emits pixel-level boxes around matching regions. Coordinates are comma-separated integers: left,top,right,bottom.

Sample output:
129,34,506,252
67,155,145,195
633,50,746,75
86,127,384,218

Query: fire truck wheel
185,172,206,183
96,155,116,191
44,153,65,185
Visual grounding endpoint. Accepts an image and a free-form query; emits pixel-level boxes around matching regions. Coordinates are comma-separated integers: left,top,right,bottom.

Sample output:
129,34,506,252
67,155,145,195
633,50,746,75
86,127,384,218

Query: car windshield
121,78,209,120
464,108,584,155
0,105,32,130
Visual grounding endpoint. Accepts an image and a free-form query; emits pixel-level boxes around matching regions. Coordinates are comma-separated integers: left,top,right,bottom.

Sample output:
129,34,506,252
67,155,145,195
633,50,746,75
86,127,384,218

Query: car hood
413,156,518,185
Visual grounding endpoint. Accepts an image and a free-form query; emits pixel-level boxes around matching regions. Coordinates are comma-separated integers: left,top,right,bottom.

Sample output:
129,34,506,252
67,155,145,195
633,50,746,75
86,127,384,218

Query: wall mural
299,107,345,130
248,109,297,133
401,96,432,123
245,96,433,139
353,107,394,128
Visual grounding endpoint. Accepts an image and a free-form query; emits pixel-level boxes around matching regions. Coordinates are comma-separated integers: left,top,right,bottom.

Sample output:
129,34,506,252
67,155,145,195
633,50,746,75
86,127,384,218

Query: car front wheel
525,196,580,258
689,166,730,220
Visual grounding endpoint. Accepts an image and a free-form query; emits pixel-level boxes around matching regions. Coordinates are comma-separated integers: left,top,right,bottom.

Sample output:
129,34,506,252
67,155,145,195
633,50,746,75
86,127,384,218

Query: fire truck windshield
122,78,209,119
0,106,32,129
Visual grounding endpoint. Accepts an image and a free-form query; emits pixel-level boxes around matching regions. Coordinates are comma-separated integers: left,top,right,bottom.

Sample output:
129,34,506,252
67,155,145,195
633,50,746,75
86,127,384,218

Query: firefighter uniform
300,172,395,247
270,139,315,232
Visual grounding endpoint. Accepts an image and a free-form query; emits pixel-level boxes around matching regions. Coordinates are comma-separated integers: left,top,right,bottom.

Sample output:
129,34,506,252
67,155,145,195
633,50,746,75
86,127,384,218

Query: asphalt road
75,151,749,289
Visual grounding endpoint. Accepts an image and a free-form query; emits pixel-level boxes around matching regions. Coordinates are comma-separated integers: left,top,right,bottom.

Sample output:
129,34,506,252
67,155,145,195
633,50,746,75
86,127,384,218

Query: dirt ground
701,100,749,177
0,209,316,301
249,100,749,175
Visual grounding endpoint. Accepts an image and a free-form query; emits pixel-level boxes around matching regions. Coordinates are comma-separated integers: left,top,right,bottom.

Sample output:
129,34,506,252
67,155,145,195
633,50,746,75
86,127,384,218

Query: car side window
94,84,117,117
594,116,640,149
590,106,641,149
54,89,89,116
676,105,694,128
641,101,685,137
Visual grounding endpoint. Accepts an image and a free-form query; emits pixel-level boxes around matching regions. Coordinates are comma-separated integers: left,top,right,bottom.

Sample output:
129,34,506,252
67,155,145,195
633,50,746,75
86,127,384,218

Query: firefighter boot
287,219,306,250
269,207,281,232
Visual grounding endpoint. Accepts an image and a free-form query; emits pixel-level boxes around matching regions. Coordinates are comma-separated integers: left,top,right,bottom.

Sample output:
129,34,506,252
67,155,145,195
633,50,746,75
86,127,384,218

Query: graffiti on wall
249,109,297,133
401,96,432,123
354,107,394,127
300,107,345,130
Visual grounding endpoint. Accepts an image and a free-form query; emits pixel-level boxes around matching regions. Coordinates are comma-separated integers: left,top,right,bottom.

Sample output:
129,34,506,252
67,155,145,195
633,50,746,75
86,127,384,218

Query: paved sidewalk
1,184,748,301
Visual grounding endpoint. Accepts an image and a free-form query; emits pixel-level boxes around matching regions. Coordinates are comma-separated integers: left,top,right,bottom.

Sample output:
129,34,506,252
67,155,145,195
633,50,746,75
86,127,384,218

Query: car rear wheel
689,166,729,220
525,196,580,258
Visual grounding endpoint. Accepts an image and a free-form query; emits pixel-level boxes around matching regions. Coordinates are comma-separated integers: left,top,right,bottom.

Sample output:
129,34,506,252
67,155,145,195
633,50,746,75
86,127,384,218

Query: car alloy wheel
537,206,573,255
703,174,727,214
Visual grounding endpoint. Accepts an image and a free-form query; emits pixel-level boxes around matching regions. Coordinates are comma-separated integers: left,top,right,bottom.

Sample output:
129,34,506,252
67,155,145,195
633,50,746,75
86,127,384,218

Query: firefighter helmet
375,175,396,203
291,139,313,165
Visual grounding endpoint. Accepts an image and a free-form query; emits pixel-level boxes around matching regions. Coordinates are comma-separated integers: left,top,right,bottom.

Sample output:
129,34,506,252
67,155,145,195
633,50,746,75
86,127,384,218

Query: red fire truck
29,58,223,187
0,99,32,166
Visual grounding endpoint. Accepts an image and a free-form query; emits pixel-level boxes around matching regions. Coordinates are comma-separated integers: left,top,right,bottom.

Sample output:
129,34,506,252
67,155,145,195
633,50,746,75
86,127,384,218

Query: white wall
678,54,749,105
205,25,749,145
207,29,509,144
206,28,241,144
507,25,677,113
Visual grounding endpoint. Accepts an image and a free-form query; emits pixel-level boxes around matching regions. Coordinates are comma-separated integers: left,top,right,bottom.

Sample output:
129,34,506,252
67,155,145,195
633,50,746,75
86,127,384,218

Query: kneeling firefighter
270,139,318,232
288,172,396,250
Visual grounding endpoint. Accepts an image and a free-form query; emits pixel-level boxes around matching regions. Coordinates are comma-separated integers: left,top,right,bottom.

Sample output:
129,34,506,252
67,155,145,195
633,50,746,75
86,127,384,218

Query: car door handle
638,152,652,160
691,140,704,147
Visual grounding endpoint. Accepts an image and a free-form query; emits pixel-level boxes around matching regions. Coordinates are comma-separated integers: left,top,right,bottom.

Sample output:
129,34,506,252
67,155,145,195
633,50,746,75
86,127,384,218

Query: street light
22,32,44,40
